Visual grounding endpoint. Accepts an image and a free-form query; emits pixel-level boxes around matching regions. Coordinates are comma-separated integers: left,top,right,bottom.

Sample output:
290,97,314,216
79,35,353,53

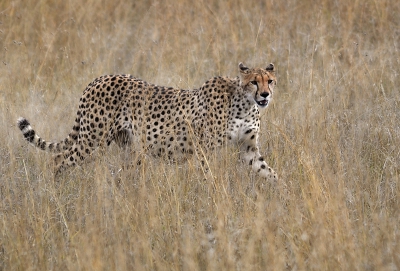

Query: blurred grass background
1,0,399,270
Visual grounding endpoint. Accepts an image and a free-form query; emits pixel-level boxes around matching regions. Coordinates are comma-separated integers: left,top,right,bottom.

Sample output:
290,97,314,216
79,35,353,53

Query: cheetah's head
238,62,276,109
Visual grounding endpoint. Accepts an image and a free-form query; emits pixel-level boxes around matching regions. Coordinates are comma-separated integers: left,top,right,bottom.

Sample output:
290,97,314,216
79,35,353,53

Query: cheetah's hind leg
112,128,140,173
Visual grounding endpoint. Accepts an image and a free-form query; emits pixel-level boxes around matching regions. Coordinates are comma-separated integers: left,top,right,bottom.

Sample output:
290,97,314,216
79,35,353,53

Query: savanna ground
1,0,399,270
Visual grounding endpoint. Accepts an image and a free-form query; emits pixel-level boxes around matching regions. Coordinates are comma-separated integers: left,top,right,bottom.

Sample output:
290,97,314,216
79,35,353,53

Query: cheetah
17,62,278,180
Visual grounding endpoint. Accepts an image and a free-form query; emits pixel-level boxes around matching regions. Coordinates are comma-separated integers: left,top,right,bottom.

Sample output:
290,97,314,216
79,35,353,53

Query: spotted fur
17,62,278,180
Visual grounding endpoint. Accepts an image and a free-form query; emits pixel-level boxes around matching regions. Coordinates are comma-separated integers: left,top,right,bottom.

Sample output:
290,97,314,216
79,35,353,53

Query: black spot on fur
24,130,35,142
39,140,46,150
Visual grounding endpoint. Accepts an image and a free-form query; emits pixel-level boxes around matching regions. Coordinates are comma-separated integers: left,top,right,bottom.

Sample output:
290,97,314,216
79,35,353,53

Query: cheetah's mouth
256,99,269,107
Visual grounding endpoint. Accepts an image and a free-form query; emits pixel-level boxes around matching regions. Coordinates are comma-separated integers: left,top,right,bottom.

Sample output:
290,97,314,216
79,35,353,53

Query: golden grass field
1,0,399,270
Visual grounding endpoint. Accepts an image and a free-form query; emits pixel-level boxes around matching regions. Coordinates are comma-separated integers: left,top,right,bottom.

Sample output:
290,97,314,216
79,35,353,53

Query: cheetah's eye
268,79,273,84
250,81,257,85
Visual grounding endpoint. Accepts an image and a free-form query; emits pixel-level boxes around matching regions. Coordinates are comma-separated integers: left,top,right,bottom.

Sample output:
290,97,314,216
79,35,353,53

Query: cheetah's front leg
239,129,278,182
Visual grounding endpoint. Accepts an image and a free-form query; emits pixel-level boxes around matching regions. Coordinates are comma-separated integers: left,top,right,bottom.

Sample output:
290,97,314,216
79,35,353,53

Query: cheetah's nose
260,92,269,98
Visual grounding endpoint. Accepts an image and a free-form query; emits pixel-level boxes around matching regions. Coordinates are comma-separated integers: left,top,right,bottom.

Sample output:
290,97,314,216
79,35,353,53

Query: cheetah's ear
266,63,275,72
239,62,250,73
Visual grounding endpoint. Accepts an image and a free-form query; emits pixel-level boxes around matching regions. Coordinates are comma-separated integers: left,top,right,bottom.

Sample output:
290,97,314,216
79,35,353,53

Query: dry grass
1,0,400,270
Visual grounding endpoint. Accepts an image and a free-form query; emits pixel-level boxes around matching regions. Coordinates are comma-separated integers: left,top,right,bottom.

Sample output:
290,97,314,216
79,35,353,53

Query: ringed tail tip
17,117,30,131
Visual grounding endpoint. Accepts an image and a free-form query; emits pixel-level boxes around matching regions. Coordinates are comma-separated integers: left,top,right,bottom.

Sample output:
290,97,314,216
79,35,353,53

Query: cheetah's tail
17,117,78,153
